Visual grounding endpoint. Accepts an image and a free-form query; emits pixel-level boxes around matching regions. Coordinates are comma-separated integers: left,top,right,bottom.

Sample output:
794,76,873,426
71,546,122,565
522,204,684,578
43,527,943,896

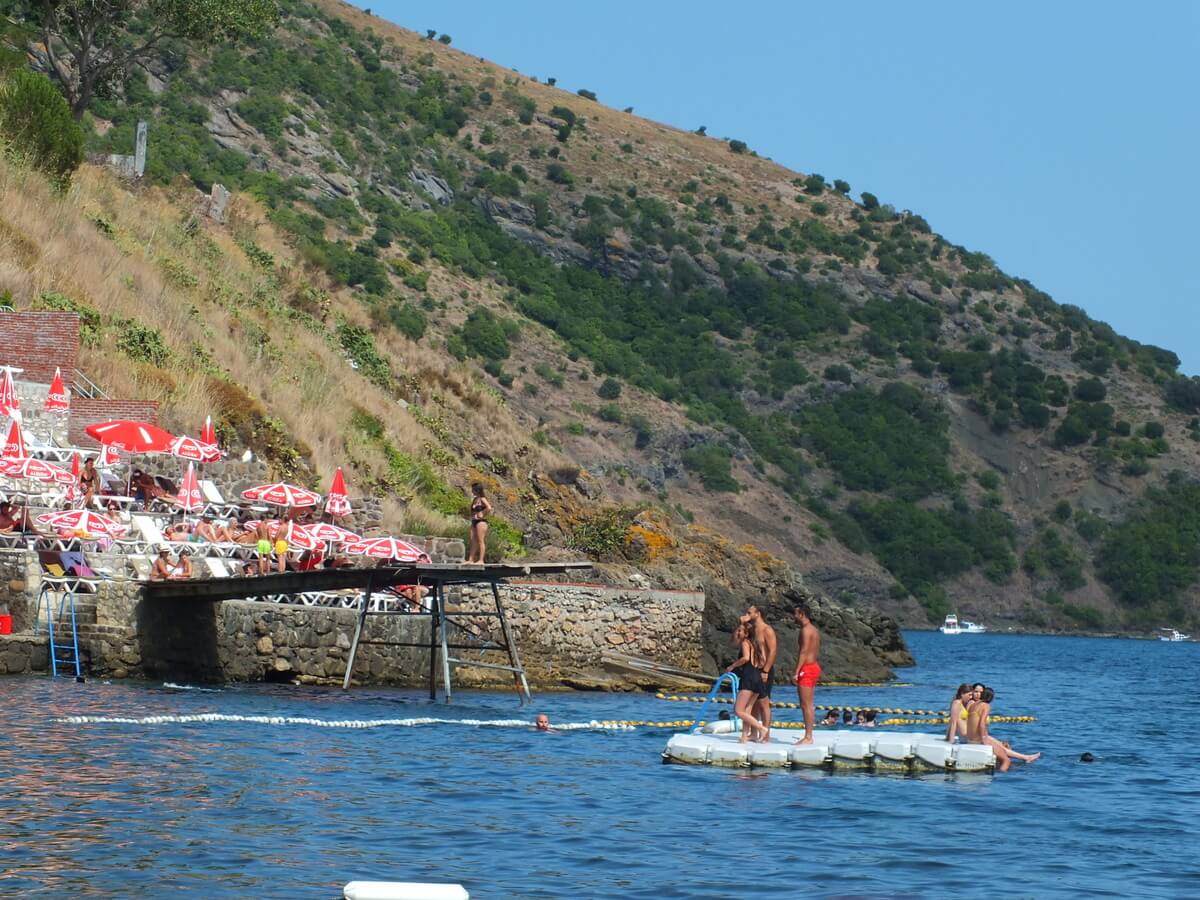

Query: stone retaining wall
0,553,704,688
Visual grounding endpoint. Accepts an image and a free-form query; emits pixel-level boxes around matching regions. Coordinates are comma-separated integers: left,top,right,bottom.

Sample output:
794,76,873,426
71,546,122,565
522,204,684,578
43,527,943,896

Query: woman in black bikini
726,617,768,743
466,482,492,564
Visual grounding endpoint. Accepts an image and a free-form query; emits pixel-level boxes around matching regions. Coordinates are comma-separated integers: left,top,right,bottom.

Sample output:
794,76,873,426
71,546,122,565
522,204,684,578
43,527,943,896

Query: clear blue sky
359,1,1200,373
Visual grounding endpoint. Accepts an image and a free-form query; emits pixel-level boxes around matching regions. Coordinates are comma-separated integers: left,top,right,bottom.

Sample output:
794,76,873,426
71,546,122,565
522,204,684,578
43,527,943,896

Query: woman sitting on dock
725,619,768,743
945,683,974,743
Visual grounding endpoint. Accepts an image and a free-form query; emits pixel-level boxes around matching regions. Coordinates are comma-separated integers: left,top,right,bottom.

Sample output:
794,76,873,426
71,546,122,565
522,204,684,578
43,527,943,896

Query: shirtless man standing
746,605,777,742
792,602,822,745
967,686,1040,772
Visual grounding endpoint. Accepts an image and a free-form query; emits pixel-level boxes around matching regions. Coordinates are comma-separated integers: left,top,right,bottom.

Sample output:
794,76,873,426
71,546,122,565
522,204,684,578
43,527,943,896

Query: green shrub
117,320,171,365
1073,377,1107,402
823,364,852,384
596,403,623,423
728,139,748,154
1099,475,1200,608
337,322,392,387
682,444,740,492
1141,421,1165,439
597,377,621,400
1023,527,1085,591
0,69,84,186
387,303,426,341
1052,499,1073,522
567,507,632,559
545,162,574,185
460,308,518,360
975,470,1001,491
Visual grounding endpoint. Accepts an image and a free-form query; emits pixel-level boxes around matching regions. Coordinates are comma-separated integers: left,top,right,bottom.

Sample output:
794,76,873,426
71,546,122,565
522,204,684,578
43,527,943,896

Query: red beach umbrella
85,420,175,454
0,367,20,421
325,467,351,518
2,418,26,459
1,457,75,485
43,367,70,413
168,434,221,463
303,521,361,544
36,509,126,537
100,444,120,467
65,452,82,502
176,461,203,512
201,415,216,447
241,482,321,508
343,536,427,562
243,520,320,551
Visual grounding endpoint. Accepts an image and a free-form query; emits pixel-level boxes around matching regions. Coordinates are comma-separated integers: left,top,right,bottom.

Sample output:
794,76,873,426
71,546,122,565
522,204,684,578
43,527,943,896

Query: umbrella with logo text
176,462,204,513
241,482,321,508
325,467,351,518
168,435,221,463
303,521,361,544
201,415,216,447
0,366,20,422
343,536,427,562
36,509,126,538
1,457,75,485
43,367,70,413
2,418,26,459
85,420,175,454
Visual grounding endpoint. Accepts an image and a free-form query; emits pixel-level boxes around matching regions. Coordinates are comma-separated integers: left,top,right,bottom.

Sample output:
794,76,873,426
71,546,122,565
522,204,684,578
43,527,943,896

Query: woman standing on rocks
726,617,768,743
466,482,492,565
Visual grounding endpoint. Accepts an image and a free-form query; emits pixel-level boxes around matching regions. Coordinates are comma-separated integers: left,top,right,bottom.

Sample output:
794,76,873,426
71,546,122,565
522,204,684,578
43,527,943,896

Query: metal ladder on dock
688,672,740,733
342,577,531,704
36,583,82,679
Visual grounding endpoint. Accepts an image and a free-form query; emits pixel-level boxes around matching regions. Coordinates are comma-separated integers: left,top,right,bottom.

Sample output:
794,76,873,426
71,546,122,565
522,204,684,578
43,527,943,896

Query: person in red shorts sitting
792,602,822,745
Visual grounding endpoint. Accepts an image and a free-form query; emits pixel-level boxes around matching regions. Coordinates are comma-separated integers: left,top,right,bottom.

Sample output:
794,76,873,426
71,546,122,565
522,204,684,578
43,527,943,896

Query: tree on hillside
17,0,279,118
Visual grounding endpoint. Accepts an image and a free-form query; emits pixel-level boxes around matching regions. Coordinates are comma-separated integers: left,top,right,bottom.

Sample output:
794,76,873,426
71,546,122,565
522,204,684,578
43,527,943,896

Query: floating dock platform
663,729,995,772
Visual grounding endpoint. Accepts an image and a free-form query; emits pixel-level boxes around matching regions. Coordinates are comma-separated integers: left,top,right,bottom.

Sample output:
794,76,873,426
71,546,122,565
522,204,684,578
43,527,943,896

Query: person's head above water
1080,752,1096,763
842,711,854,725
534,714,551,731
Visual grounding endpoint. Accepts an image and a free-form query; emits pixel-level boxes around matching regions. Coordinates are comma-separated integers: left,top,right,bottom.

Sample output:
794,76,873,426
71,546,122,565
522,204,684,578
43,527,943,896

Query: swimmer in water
534,714,557,733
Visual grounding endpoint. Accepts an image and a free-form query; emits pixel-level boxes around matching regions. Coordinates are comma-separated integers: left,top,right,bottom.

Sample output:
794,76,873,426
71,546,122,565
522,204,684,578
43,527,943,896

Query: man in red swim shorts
792,602,822,745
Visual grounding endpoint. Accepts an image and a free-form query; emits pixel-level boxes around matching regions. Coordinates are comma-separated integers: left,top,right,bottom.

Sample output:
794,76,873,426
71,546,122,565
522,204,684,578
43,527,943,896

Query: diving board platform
140,561,593,704
663,729,995,772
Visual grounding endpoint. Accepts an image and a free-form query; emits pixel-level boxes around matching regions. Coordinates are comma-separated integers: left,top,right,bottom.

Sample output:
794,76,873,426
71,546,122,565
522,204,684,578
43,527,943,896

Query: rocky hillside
7,0,1200,636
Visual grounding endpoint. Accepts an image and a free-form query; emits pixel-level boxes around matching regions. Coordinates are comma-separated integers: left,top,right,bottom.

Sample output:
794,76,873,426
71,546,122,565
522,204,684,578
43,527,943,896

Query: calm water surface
0,632,1197,898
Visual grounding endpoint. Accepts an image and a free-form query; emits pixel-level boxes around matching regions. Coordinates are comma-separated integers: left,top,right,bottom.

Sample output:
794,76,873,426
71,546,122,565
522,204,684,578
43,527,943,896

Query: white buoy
343,882,469,900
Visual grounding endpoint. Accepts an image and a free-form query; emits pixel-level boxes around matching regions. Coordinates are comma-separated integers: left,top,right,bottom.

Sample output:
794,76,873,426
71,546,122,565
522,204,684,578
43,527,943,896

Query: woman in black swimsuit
726,618,767,743
466,482,492,564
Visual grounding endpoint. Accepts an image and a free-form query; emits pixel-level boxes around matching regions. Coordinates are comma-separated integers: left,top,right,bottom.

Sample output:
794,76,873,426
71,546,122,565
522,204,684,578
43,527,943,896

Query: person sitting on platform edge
967,686,1040,771
152,548,191,580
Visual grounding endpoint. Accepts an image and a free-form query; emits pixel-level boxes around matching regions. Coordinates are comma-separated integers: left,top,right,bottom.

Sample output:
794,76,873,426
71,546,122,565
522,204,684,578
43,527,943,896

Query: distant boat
940,614,987,635
1157,628,1191,642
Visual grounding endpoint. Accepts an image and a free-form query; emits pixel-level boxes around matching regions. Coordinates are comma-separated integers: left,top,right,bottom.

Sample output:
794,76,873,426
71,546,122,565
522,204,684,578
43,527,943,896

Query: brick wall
0,312,81,384
69,399,160,447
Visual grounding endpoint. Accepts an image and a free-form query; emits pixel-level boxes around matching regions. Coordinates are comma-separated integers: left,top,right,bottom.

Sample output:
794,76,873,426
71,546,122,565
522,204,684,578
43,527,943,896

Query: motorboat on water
940,613,987,635
1157,628,1192,642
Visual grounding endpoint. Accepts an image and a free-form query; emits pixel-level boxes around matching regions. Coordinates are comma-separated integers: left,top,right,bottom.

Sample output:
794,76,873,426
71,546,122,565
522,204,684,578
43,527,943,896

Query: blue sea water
0,631,1197,899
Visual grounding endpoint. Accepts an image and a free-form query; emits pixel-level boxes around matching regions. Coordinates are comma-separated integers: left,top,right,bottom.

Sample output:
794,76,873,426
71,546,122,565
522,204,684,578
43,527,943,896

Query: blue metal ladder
688,671,740,733
36,584,82,679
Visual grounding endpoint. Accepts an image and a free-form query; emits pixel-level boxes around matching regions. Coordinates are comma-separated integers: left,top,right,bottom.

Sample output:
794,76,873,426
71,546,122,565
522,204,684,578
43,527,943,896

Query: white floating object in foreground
344,882,469,900
663,730,995,772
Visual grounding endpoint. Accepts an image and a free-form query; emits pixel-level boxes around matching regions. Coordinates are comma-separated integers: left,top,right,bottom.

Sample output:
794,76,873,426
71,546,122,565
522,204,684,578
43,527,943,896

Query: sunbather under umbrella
36,509,126,538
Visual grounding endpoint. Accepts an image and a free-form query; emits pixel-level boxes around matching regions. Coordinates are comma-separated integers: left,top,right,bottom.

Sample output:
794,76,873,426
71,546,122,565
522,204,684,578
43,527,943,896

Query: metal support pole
437,582,453,702
342,579,372,690
492,581,531,704
427,579,440,700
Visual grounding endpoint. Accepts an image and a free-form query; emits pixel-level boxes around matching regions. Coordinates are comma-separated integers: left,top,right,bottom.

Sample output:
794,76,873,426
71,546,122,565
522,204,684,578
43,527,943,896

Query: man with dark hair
746,605,777,741
792,602,821,745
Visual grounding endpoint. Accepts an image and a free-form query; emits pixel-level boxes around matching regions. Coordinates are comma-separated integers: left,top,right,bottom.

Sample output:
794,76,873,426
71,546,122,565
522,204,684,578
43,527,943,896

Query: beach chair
199,480,240,518
203,557,230,579
128,556,153,579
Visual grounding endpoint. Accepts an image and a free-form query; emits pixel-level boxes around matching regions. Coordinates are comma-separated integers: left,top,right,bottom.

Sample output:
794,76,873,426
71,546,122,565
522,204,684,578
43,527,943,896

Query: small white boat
940,614,987,635
1157,628,1191,642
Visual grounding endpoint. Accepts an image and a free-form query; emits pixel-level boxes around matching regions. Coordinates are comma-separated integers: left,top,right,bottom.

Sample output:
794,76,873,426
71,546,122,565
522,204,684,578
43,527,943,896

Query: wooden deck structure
141,561,594,703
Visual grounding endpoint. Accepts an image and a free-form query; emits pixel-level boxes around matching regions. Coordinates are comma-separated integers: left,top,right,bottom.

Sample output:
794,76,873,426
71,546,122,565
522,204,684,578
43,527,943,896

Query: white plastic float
343,883,468,900
664,728,994,772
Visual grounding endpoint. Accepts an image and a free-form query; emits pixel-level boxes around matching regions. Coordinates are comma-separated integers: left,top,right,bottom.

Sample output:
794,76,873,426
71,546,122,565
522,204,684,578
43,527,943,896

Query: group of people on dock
726,602,822,745
946,682,1039,772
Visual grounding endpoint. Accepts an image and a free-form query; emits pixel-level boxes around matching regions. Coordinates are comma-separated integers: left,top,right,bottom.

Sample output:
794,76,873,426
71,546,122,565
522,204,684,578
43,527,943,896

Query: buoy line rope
881,716,1037,726
59,714,637,731
655,694,948,715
